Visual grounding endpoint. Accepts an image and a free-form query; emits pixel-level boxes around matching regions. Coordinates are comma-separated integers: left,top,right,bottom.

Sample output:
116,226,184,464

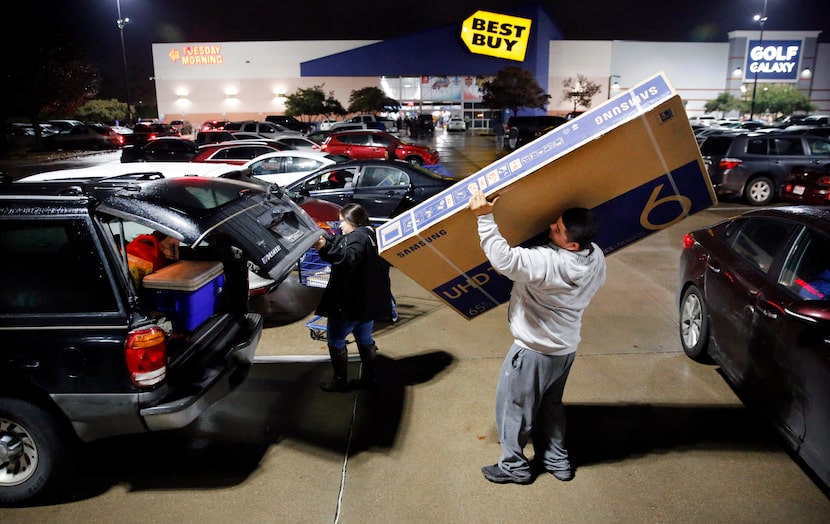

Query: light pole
607,75,620,99
116,0,132,125
749,0,768,120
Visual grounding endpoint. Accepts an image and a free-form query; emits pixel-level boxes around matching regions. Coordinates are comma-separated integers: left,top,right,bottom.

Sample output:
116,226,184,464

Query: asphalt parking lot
2,129,829,522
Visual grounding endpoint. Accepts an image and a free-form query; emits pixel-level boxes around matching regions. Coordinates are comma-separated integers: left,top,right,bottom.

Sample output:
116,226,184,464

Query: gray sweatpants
495,343,575,479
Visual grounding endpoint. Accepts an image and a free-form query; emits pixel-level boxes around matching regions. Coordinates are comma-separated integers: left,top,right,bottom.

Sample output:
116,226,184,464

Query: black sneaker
481,464,533,485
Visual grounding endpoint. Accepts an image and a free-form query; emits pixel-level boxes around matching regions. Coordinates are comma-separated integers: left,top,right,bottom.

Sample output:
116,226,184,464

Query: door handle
757,304,778,319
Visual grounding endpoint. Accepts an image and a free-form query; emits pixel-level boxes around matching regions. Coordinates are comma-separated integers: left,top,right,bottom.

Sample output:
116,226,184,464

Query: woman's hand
313,235,326,250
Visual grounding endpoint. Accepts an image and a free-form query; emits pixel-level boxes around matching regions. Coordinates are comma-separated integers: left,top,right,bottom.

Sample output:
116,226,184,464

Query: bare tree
562,75,601,113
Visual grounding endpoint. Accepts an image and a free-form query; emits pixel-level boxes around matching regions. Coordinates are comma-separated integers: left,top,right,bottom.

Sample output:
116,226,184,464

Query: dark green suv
0,176,320,504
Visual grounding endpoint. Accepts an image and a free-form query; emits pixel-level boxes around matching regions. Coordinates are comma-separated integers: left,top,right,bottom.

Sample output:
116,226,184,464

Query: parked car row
41,123,124,150
284,158,456,224
106,128,450,225
698,130,830,206
123,135,327,164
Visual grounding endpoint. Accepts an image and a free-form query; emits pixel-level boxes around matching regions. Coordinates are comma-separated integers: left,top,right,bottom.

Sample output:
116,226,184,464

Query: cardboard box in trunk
376,72,717,320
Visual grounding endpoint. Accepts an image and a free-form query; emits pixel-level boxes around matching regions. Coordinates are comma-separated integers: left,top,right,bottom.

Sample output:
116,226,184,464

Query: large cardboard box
377,72,717,320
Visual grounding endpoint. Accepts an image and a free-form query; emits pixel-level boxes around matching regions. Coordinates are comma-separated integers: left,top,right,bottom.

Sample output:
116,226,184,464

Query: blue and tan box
376,72,717,320
142,260,225,331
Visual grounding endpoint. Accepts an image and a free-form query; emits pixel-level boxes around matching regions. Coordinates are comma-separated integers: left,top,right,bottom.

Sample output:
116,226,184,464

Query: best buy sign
461,10,532,62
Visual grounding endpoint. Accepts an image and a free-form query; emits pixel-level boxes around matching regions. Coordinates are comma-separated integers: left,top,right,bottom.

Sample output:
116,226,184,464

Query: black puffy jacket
315,226,392,321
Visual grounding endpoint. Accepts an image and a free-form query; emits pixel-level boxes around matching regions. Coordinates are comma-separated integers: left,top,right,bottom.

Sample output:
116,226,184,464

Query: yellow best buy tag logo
461,10,531,62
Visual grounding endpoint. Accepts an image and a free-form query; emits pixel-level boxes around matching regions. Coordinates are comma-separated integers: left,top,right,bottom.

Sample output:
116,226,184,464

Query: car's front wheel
0,398,69,504
744,176,774,206
405,156,425,166
679,285,711,363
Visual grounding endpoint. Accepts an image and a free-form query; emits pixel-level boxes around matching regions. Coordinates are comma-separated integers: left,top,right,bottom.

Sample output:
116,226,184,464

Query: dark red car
200,119,230,132
190,142,289,165
780,164,830,205
321,129,439,166
677,206,830,487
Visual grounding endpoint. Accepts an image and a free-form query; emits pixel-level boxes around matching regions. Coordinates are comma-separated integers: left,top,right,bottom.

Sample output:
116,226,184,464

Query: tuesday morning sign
461,10,531,62
744,39,803,82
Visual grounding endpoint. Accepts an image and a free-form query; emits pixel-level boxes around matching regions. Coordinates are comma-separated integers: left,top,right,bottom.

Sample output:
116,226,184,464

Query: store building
150,4,827,128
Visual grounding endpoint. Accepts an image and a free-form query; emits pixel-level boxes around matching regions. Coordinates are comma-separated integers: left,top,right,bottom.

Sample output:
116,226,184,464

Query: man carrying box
469,189,607,485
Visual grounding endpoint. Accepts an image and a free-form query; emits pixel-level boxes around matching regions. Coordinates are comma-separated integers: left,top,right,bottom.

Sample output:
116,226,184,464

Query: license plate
793,185,805,195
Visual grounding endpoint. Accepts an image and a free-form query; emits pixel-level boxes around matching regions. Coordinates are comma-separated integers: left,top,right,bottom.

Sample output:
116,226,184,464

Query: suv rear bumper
718,170,749,197
140,313,262,431
53,313,263,441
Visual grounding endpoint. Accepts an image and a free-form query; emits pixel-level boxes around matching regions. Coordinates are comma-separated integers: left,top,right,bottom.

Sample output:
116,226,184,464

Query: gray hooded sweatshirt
477,213,607,356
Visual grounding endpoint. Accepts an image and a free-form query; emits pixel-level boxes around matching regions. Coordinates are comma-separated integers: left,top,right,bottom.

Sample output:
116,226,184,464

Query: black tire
679,285,711,363
0,398,68,505
405,156,424,166
744,176,774,206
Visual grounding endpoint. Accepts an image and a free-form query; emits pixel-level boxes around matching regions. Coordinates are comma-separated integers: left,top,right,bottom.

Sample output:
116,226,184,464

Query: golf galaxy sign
460,10,532,61
744,39,803,82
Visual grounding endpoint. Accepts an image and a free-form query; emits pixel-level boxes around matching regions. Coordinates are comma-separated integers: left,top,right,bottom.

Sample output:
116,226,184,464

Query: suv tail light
719,158,742,170
125,326,167,387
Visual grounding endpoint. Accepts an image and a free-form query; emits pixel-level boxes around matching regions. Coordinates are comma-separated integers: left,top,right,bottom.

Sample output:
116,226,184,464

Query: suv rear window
138,181,252,212
699,136,735,156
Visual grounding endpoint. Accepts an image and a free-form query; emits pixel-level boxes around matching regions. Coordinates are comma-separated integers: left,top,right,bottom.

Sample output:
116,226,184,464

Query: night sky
14,0,829,98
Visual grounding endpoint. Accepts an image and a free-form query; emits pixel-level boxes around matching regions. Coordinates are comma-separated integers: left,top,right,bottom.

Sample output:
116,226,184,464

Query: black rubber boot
320,346,350,392
351,343,378,389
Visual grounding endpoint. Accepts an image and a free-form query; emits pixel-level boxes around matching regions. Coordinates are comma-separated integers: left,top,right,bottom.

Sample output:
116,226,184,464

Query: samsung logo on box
744,39,803,82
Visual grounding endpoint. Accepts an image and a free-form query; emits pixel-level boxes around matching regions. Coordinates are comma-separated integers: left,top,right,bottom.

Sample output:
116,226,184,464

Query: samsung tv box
376,72,717,320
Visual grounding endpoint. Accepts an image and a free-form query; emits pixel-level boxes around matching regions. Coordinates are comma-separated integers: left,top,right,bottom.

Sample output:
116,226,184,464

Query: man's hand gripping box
376,72,717,319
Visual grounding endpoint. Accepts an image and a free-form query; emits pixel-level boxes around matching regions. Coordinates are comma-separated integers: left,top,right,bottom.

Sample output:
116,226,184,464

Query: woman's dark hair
340,203,371,227
561,207,599,250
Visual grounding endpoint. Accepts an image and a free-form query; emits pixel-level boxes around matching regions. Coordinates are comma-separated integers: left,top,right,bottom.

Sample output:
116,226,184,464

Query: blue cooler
142,260,225,332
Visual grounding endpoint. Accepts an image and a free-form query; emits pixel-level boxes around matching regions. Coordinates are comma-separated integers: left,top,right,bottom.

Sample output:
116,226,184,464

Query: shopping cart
300,249,398,340
298,249,331,289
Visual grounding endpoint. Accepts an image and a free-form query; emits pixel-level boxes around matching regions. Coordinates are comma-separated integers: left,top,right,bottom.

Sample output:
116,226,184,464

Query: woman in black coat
314,203,391,392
